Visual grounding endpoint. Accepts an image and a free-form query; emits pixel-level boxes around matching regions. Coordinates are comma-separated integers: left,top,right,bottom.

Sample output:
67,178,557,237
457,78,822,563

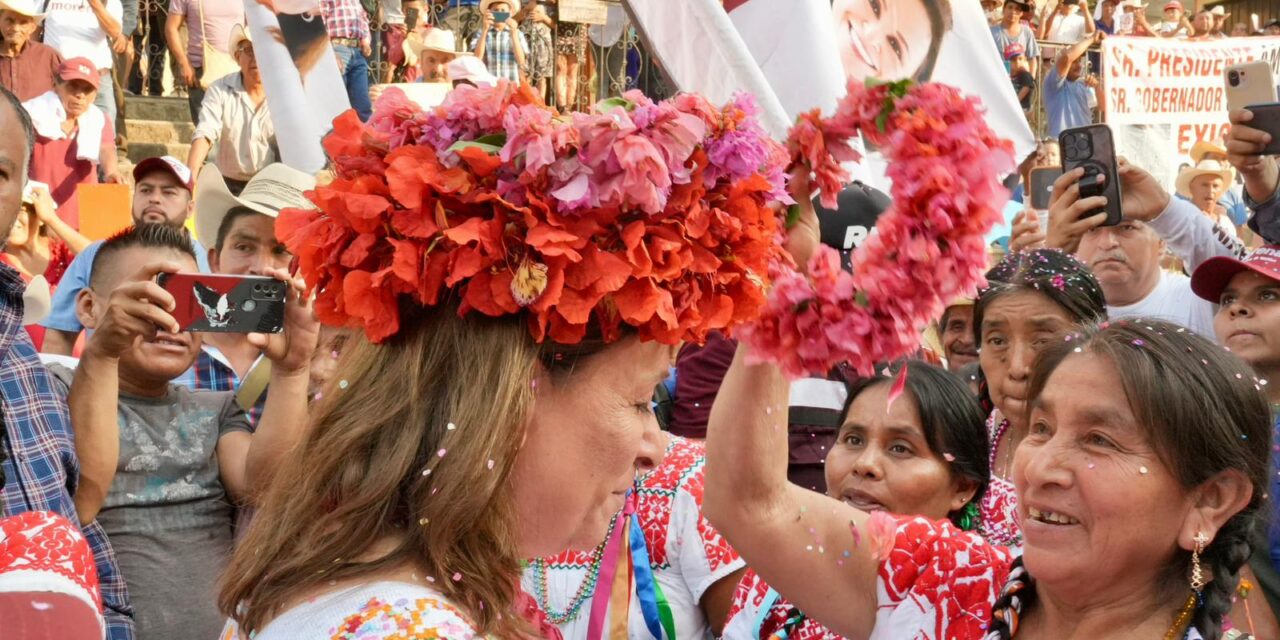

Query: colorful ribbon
630,510,676,639
586,494,633,640
584,490,680,640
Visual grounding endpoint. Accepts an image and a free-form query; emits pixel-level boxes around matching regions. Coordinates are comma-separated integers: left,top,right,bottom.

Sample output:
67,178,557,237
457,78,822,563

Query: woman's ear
1178,469,1253,551
949,475,981,514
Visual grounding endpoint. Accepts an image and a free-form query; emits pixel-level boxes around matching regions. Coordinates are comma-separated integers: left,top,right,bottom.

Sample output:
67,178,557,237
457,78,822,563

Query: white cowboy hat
195,164,317,250
229,24,252,54
0,0,46,20
481,0,520,16
1175,159,1235,199
447,55,498,87
402,28,465,68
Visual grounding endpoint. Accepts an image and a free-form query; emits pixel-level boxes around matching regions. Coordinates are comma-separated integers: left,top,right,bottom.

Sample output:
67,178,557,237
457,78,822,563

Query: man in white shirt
39,0,125,125
186,25,275,195
1041,162,1246,339
1040,0,1095,43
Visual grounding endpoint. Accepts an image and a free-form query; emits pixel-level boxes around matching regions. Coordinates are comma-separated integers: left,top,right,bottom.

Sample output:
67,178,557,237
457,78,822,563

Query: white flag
623,0,792,138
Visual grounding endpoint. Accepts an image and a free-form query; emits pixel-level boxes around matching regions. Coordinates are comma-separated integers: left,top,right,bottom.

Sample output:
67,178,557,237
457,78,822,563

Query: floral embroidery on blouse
979,414,1023,547
876,515,1016,640
329,596,478,640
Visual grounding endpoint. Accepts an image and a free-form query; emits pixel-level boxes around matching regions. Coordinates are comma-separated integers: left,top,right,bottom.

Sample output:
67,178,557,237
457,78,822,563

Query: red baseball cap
57,57,99,90
132,156,194,192
1191,246,1280,303
1004,43,1026,60
1163,1,1183,10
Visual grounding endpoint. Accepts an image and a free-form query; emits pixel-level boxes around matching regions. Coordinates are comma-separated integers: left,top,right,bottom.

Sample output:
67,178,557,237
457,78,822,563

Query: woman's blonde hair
219,302,609,636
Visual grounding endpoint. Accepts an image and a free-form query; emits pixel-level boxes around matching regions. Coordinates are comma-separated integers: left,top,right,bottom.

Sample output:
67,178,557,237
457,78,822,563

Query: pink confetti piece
885,366,908,414
437,449,447,457
451,572,462,582
849,521,862,548
943,453,956,462
487,459,495,470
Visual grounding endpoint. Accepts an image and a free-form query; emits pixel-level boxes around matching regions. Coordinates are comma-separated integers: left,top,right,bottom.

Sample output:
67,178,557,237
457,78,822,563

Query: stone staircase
121,96,193,168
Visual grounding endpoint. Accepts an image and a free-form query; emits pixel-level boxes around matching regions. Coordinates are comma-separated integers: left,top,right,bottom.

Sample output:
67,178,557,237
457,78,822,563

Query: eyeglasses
236,45,253,56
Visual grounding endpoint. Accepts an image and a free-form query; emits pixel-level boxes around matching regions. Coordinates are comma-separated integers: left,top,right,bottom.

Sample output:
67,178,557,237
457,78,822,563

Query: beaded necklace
529,514,619,626
981,416,1023,546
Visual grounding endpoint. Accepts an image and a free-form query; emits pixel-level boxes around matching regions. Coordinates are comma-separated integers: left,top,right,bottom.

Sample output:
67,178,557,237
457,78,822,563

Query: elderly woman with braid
705,319,1271,639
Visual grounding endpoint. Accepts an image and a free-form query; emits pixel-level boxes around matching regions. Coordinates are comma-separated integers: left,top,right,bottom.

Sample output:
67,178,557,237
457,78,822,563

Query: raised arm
70,262,182,523
1057,31,1099,78
216,269,317,504
31,186,90,254
703,346,881,639
703,186,882,639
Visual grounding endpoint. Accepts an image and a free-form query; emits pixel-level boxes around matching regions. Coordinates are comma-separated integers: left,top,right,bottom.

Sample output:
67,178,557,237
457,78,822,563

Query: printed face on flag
831,0,948,82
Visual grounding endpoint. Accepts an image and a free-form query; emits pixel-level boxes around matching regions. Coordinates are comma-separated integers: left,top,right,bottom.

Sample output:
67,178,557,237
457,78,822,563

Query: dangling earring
956,502,981,531
1191,531,1209,595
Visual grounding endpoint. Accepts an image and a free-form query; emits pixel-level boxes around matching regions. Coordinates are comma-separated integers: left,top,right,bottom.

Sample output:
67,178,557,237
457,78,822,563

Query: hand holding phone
156,273,287,334
1059,124,1123,227
88,262,184,359
1045,167,1109,254
245,268,320,375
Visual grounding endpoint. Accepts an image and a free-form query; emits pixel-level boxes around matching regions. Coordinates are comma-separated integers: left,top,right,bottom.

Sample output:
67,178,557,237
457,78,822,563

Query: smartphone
1245,102,1280,156
1029,166,1064,211
491,10,510,22
1059,124,1123,227
1225,61,1278,113
156,273,286,334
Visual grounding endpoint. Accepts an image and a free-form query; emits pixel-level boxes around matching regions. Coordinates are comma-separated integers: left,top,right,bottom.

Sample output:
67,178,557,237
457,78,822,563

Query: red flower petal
342,270,400,343
457,146,503,178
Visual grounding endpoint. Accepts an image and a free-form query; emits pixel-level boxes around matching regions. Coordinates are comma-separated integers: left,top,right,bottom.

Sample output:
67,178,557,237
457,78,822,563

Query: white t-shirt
1047,12,1088,43
1107,270,1216,339
380,0,405,25
42,0,125,71
1153,19,1189,37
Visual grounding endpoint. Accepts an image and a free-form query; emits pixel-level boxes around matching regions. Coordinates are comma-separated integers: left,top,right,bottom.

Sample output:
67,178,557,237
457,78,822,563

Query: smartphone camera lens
1228,70,1240,87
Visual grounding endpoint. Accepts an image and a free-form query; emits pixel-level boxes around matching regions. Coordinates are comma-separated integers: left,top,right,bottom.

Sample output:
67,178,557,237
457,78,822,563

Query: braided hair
985,320,1271,639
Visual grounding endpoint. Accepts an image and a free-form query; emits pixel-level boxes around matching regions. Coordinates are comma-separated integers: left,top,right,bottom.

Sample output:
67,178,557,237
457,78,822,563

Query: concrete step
126,119,195,145
127,141,191,165
124,96,190,123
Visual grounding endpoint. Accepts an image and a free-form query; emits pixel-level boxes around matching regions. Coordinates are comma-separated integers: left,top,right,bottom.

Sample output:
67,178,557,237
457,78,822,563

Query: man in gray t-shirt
991,0,1041,77
56,224,318,640
48,364,250,640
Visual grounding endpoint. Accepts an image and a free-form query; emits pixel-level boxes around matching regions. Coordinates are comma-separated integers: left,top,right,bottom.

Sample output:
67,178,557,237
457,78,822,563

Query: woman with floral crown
215,81,798,638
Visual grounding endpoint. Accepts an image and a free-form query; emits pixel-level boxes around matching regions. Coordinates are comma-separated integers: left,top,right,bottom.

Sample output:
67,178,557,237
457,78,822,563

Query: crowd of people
0,1,1277,640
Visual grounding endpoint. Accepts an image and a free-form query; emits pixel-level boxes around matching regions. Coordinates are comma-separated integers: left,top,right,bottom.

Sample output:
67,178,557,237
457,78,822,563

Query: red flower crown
278,82,791,344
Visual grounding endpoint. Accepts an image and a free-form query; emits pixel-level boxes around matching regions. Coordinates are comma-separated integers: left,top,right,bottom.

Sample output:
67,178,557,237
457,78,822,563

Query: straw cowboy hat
1190,140,1227,164
402,29,467,69
195,164,317,249
1175,159,1235,199
481,0,520,15
0,0,46,20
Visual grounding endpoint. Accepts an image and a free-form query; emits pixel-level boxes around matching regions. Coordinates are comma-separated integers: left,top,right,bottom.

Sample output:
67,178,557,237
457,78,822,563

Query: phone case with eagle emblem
156,273,286,334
